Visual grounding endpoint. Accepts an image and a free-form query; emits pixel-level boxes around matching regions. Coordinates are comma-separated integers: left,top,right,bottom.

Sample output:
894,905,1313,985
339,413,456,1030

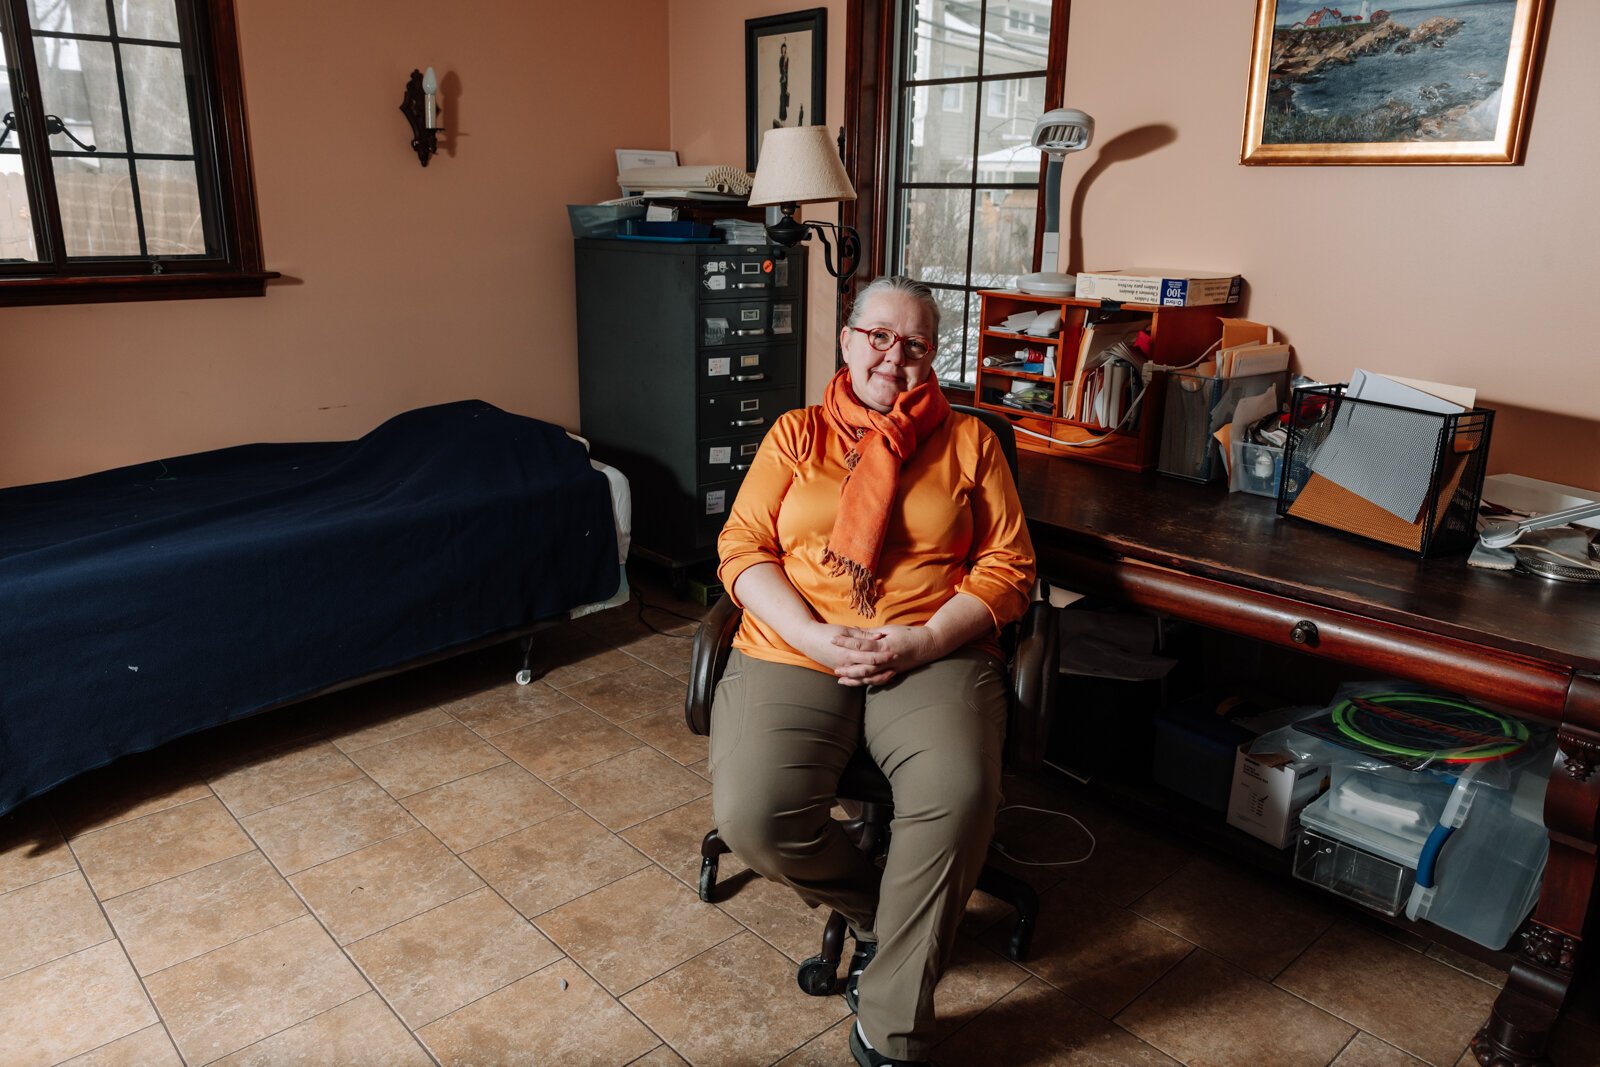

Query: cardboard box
1075,268,1242,307
1226,744,1330,849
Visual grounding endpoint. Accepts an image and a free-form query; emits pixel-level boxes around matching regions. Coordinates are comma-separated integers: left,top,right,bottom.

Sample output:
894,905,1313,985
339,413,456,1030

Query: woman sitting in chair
712,276,1036,1067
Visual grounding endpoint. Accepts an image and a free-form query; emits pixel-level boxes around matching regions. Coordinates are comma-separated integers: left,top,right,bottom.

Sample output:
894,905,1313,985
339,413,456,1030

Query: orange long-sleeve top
717,405,1037,674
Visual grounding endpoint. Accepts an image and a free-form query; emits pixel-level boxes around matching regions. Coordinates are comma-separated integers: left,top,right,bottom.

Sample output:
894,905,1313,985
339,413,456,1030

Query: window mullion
0,0,66,268
953,1,988,383
101,0,150,258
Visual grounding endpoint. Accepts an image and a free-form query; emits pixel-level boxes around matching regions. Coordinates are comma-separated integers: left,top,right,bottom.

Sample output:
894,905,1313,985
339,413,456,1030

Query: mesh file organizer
1157,370,1288,483
1277,384,1494,557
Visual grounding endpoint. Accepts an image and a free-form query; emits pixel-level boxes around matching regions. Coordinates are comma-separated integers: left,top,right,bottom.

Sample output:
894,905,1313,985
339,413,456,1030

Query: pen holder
1277,384,1495,557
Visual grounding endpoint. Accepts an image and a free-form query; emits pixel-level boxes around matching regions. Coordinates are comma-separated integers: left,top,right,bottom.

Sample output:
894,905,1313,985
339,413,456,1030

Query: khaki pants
709,649,1008,1060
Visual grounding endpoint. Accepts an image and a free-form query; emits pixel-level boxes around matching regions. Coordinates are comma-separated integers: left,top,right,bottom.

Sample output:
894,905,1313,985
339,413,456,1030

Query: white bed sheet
567,447,632,620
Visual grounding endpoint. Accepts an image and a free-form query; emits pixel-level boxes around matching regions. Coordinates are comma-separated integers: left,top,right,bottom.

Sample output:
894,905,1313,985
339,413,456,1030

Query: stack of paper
716,219,769,244
1066,318,1147,423
1217,341,1290,377
1024,309,1063,337
1307,370,1474,523
999,310,1038,333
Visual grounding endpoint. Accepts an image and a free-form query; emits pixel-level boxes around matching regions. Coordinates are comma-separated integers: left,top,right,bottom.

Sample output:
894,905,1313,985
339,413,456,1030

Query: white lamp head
1026,107,1094,285
1031,108,1094,157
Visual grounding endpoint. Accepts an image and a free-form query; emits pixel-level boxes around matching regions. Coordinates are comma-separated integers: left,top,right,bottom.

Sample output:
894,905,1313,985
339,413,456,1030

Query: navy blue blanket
0,400,621,815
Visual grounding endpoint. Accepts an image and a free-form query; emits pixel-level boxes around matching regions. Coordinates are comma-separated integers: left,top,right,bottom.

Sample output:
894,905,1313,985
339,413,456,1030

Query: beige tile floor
3,574,1599,1067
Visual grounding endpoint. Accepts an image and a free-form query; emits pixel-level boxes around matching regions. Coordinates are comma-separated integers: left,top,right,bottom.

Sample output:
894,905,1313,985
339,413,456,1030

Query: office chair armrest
685,595,743,737
1006,598,1059,774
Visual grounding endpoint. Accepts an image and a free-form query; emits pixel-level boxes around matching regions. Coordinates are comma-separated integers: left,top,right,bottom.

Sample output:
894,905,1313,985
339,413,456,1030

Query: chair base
697,825,1040,1003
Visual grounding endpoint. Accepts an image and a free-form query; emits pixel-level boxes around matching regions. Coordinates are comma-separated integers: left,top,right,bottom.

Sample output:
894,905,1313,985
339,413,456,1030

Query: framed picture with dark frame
745,8,827,172
1241,0,1548,165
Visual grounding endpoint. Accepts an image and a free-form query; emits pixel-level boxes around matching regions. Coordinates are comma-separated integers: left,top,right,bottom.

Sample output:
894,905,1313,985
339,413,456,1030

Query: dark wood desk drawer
1041,547,1572,719
698,385,796,438
697,343,799,395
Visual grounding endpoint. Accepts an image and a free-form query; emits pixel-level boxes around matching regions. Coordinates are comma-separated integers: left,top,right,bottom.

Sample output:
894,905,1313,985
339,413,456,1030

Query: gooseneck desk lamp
1019,108,1094,295
746,125,861,348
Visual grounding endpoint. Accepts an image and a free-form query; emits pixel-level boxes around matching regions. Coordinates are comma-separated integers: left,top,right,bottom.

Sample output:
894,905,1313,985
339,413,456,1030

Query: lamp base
765,203,807,247
1016,271,1077,297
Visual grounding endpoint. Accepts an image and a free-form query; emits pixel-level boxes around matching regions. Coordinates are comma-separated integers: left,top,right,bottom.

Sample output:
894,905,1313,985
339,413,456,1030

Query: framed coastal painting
745,8,827,172
1241,0,1549,164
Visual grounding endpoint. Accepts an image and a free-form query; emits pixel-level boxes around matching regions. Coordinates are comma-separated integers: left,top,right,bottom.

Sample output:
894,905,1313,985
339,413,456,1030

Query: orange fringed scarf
820,366,950,617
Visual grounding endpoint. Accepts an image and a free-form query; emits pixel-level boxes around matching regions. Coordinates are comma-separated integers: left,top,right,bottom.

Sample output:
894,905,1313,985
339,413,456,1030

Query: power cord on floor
632,587,703,636
988,803,1097,867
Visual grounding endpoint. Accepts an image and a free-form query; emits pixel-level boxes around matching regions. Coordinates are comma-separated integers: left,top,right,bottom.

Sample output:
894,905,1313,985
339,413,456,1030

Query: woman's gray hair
848,275,941,336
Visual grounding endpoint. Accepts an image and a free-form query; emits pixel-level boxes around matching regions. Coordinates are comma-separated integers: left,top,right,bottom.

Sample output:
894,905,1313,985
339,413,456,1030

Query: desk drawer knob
1290,620,1319,646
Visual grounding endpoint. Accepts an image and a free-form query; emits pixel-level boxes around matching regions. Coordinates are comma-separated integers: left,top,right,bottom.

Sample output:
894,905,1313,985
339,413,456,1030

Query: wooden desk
1016,453,1600,1067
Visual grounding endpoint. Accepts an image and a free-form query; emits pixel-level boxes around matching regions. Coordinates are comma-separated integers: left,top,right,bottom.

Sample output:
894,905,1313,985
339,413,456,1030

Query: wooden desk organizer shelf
974,289,1226,471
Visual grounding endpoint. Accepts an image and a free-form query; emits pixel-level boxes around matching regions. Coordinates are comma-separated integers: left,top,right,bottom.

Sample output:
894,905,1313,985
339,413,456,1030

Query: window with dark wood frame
0,0,271,306
843,0,1070,384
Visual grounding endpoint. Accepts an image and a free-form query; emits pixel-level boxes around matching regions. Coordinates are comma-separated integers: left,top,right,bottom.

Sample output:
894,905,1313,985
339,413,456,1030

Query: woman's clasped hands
796,622,945,687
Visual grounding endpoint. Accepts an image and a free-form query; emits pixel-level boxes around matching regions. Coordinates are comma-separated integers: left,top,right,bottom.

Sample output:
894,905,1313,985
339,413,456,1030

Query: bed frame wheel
515,669,533,686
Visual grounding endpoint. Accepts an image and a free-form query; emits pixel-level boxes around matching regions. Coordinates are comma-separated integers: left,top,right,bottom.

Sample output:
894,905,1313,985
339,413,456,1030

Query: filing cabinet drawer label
708,356,731,377
740,309,760,322
741,353,761,367
773,259,789,288
773,304,793,334
705,489,726,515
740,398,760,412
708,446,731,465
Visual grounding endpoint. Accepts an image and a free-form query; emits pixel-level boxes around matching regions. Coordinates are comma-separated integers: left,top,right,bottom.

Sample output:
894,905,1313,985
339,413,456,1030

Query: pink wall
667,0,1596,490
0,0,671,488
1056,2,1598,489
3,1,1593,492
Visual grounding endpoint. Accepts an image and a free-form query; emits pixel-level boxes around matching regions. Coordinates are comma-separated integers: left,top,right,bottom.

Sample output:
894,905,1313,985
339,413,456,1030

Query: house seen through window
889,0,1059,385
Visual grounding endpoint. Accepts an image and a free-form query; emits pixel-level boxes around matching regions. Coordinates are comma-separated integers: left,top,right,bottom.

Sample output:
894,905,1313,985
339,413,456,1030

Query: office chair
682,406,1058,995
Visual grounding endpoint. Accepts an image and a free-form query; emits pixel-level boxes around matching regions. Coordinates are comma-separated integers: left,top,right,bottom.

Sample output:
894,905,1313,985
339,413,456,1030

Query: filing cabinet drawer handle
1290,620,1319,646
731,417,766,427
731,373,766,382
730,463,752,472
731,328,767,337
733,282,768,290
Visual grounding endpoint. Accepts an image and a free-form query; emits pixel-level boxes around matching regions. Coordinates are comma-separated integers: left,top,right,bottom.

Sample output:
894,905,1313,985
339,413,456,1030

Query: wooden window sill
0,271,281,307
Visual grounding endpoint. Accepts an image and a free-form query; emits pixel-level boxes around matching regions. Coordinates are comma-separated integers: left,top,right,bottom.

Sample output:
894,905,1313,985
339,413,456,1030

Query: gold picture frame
1241,0,1548,165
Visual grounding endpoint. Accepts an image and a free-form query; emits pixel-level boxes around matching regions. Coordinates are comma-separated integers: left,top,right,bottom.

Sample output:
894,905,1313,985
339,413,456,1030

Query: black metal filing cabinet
574,238,807,572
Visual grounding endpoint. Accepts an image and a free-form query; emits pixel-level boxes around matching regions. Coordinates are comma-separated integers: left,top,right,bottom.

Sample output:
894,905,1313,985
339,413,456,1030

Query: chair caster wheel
515,669,532,685
1007,919,1034,962
796,956,838,996
698,857,719,903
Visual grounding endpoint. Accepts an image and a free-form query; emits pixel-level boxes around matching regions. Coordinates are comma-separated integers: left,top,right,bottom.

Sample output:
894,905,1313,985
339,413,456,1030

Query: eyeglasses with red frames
846,326,935,362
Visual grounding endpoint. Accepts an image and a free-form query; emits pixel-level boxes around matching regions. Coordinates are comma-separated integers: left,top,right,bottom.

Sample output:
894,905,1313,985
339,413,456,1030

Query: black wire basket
1277,384,1494,558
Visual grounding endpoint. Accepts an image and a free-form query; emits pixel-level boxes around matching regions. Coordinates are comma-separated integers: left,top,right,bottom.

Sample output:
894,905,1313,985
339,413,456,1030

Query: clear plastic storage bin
1294,828,1414,915
1293,751,1553,949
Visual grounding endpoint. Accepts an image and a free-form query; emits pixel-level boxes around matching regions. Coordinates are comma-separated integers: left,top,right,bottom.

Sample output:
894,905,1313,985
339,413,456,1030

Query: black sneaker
844,939,877,1013
849,1021,931,1067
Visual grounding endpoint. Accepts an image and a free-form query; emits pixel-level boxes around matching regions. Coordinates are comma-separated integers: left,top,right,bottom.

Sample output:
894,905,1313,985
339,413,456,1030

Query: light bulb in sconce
422,66,438,131
401,67,442,166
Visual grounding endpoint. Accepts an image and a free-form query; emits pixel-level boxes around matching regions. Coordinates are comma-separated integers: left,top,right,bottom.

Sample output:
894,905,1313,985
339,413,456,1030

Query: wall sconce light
400,67,441,166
